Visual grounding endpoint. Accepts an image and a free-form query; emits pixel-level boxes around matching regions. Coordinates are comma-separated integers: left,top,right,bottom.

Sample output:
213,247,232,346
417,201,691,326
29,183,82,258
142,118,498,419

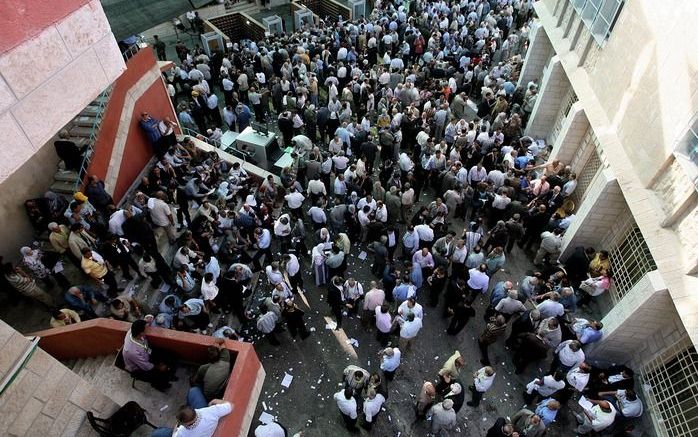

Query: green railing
71,86,113,193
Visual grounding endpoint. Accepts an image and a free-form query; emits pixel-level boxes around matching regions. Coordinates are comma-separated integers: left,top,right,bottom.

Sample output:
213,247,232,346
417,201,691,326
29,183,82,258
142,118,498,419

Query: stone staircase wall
0,320,119,437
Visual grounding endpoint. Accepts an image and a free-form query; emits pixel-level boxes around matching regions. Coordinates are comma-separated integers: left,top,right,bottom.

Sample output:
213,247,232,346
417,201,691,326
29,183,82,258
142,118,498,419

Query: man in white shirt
333,388,358,430
466,264,490,304
552,340,585,373
467,366,495,407
284,187,305,219
307,202,327,229
397,313,422,352
362,389,386,429
398,297,424,320
152,400,232,437
468,163,488,185
598,389,643,418
574,400,616,434
525,372,567,404
567,363,592,392
379,347,401,379
254,421,287,437
414,223,434,248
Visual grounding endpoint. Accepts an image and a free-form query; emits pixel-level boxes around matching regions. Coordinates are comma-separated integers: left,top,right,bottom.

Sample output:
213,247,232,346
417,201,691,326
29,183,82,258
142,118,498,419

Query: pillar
547,102,588,165
524,55,570,140
559,169,624,258
517,23,554,89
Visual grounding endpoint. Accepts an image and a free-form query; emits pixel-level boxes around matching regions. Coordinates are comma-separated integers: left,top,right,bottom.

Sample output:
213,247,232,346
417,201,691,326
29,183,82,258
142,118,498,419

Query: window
606,215,657,302
674,113,698,190
643,338,698,437
571,0,624,43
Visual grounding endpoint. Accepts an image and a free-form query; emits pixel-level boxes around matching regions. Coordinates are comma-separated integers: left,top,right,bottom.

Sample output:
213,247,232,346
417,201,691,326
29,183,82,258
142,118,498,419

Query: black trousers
289,272,303,293
101,271,119,297
469,386,484,406
251,247,272,270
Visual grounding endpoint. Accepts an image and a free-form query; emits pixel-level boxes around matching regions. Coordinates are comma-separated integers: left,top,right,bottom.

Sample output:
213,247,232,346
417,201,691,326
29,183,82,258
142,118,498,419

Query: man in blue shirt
535,398,561,426
64,285,108,319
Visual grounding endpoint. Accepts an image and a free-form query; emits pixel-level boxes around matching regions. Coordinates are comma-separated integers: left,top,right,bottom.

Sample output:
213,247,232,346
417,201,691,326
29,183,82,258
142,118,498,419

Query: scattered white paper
53,261,64,273
262,402,268,411
358,251,367,260
579,396,594,411
159,405,168,411
345,338,359,347
259,411,275,424
281,373,294,388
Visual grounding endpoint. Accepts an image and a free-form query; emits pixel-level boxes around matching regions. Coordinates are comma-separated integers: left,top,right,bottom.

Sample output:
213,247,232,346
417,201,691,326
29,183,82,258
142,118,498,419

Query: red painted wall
0,0,91,54
87,48,177,202
33,319,264,437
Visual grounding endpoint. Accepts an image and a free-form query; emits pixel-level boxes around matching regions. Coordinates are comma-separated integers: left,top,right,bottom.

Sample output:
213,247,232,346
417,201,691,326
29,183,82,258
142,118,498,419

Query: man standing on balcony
153,35,166,61
151,399,233,437
123,320,177,391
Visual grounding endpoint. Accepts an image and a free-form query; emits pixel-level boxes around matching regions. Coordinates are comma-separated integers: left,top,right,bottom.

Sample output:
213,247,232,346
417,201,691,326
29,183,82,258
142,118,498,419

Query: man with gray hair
495,289,526,319
428,399,457,434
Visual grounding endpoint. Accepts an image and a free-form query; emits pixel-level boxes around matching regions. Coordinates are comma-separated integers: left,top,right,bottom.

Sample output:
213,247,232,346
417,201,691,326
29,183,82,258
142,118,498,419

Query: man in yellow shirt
80,248,120,297
50,308,81,328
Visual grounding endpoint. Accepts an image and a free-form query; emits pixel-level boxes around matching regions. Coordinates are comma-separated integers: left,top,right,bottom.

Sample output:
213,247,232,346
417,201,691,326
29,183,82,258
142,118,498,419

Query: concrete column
586,270,676,366
517,23,554,88
547,102,588,165
559,169,624,258
524,55,570,139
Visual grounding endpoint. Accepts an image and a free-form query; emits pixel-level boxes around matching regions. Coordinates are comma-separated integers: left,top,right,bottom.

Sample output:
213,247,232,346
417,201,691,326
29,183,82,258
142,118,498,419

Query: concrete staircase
49,92,111,195
62,352,194,434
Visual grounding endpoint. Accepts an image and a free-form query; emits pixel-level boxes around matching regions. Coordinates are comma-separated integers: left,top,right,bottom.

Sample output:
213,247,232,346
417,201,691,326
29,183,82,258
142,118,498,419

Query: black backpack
87,401,156,436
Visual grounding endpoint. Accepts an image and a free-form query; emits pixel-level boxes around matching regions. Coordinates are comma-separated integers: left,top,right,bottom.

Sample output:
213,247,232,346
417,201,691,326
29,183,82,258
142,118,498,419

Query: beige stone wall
0,320,118,436
533,0,698,353
0,0,124,183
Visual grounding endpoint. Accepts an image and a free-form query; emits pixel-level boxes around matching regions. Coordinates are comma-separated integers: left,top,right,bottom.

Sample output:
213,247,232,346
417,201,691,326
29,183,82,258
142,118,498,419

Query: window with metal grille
570,0,624,44
548,88,579,146
642,338,698,437
570,150,602,207
606,215,657,302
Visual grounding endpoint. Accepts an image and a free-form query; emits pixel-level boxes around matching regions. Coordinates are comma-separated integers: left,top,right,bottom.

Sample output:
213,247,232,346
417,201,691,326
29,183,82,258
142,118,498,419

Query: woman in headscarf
311,243,328,286
3,263,54,307
20,246,69,289
216,181,234,207
177,298,210,332
443,382,465,413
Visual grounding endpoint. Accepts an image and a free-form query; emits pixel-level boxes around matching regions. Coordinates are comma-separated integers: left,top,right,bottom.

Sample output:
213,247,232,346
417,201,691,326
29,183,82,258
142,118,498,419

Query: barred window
570,0,624,44
606,215,657,302
643,338,698,437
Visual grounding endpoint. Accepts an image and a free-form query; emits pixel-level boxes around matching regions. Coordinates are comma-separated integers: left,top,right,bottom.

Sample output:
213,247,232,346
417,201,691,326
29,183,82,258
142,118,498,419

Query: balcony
32,319,265,436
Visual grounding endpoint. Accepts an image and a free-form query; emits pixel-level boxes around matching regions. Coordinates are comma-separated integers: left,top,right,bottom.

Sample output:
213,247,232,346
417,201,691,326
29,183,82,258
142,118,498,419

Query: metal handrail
178,126,251,165
71,86,113,193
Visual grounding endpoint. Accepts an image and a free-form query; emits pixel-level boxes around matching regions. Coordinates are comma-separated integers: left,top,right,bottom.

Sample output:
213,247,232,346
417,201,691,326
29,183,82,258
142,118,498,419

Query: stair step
80,106,101,117
71,358,87,376
93,95,109,104
68,136,91,150
69,126,93,138
54,170,81,183
50,180,76,194
73,115,97,127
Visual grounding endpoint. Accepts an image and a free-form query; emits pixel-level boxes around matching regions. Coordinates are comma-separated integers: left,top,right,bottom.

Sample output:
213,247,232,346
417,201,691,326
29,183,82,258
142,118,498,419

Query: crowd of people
1,0,646,435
